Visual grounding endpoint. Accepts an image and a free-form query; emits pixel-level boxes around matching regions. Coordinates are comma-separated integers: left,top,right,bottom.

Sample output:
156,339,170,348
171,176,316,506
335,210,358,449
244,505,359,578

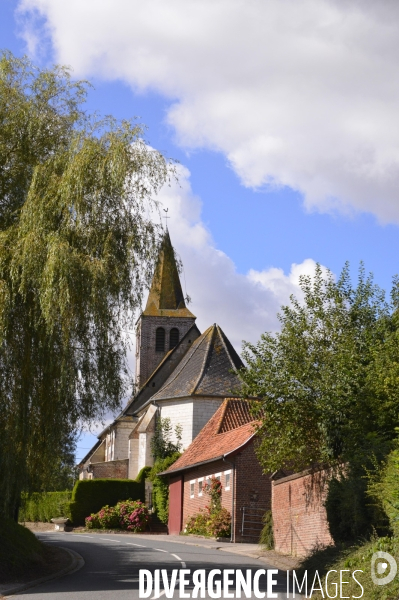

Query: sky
3,0,399,461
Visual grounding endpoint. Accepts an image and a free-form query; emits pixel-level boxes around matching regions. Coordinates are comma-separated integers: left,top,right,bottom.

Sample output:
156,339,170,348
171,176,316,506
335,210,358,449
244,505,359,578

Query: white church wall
113,422,136,461
160,399,194,450
128,437,139,479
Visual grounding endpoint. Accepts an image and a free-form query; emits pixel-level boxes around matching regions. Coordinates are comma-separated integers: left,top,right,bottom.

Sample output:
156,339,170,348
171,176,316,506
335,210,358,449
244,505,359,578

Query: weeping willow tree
0,51,170,519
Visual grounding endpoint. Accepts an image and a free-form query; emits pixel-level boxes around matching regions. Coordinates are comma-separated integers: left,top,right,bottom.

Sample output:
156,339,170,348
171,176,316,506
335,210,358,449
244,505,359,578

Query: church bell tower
135,231,196,388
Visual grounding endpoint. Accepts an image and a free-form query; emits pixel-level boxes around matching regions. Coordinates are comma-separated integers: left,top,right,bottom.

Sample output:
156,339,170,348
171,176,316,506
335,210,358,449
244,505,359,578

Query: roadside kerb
0,547,84,598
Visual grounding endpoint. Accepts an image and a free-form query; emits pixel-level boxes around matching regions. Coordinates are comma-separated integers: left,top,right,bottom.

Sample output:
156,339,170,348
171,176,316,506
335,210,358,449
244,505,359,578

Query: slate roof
163,398,257,474
123,323,202,415
143,230,195,318
151,324,244,401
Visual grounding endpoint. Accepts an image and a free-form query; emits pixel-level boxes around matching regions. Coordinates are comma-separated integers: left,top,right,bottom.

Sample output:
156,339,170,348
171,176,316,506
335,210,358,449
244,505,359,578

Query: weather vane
163,208,170,230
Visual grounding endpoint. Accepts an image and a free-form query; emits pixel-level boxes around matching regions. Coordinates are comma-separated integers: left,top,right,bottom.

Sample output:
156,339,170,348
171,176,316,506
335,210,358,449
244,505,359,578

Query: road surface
8,532,301,599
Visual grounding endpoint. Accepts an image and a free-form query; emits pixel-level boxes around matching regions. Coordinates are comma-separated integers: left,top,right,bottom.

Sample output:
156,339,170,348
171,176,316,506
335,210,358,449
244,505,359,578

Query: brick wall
136,315,196,386
182,459,233,530
272,468,333,557
233,442,272,542
91,459,129,479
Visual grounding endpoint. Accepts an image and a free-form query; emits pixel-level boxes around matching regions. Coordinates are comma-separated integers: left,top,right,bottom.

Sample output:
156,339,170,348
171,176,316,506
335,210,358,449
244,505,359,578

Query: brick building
78,231,244,480
163,398,272,542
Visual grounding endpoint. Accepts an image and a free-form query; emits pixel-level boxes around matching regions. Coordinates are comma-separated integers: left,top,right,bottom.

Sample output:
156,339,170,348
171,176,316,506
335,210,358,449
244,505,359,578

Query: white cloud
16,0,399,223
153,164,324,352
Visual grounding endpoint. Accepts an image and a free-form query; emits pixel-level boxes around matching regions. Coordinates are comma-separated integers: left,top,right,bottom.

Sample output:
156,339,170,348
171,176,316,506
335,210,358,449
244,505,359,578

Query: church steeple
135,231,197,388
143,230,195,318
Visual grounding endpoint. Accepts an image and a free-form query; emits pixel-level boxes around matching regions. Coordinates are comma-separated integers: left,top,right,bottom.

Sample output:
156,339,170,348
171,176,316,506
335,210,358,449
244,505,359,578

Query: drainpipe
223,455,235,543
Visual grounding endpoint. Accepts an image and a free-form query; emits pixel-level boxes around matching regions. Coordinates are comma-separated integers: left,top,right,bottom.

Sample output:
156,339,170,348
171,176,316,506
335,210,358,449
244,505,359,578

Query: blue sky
3,0,399,460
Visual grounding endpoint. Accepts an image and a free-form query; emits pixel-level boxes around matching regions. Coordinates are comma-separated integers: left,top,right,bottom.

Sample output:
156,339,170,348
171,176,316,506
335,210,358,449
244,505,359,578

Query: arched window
155,327,165,351
169,328,179,349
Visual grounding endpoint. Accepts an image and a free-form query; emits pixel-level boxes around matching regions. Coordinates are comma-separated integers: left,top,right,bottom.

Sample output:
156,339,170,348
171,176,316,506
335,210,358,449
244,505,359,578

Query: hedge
69,466,150,525
19,492,72,523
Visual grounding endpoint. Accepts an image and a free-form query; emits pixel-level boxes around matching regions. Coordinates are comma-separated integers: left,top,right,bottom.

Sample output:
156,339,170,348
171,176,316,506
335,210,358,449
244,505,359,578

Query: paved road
9,532,301,599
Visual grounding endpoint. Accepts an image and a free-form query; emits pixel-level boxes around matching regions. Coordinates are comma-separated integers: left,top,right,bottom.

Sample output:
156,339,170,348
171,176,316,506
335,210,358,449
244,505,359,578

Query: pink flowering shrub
85,499,149,531
116,499,149,532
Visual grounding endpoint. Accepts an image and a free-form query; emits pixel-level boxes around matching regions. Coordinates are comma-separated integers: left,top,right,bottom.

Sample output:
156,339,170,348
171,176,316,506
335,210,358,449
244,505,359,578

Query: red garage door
168,475,183,534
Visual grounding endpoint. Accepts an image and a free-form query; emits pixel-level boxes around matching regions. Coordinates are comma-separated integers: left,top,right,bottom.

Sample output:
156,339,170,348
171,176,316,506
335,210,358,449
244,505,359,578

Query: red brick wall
180,441,272,542
272,469,333,557
182,459,233,529
233,442,271,542
91,459,129,479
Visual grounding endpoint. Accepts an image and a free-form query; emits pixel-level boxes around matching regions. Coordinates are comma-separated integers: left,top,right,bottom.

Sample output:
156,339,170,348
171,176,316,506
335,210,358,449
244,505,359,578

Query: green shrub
183,477,231,538
149,452,181,524
259,510,274,550
19,492,72,523
369,447,399,537
185,510,209,536
325,473,388,544
0,519,45,579
70,476,145,525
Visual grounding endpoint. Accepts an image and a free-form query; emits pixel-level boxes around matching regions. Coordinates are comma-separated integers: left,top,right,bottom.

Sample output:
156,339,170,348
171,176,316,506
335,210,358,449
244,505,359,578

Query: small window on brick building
190,480,195,498
215,473,221,482
224,470,231,491
155,327,165,351
169,328,179,349
198,478,204,496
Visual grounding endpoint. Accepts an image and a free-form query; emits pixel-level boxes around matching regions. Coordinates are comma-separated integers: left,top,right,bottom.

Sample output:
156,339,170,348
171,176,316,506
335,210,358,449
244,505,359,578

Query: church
78,230,244,480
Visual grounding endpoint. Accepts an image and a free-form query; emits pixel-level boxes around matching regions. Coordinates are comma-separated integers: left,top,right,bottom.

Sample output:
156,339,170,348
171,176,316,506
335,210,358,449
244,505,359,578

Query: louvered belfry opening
169,328,179,349
155,327,165,351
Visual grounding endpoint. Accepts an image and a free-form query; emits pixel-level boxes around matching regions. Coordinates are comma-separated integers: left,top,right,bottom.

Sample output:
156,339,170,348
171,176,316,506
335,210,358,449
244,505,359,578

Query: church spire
143,230,195,318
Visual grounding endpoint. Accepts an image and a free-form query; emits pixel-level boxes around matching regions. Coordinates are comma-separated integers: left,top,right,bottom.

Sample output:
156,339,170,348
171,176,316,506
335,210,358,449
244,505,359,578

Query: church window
169,328,179,349
155,327,165,351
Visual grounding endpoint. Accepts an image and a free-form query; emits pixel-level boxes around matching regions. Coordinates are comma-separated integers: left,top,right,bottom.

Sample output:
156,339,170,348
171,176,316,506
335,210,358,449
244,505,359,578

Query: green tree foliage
151,416,183,461
0,51,170,519
240,263,399,473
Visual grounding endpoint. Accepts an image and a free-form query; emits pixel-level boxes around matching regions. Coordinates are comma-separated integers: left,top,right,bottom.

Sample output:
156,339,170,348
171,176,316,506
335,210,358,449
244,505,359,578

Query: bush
85,499,149,531
116,500,149,531
19,491,72,523
208,507,231,538
369,446,399,537
0,519,45,579
70,473,146,525
184,477,231,538
149,452,181,524
259,510,274,550
185,510,209,536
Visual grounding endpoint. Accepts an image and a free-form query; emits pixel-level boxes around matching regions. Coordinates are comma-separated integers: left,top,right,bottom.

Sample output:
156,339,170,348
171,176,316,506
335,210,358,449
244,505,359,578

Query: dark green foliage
0,518,45,579
369,442,399,538
240,263,399,473
259,510,274,550
151,417,182,461
19,491,72,523
69,478,145,525
149,453,181,524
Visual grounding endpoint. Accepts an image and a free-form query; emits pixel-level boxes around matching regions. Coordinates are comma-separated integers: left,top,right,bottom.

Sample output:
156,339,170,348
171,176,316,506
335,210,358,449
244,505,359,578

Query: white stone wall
160,399,194,450
128,437,139,479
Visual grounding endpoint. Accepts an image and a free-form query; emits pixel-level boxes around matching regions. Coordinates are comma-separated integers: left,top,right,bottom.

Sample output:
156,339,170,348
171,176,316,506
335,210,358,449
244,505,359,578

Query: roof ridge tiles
191,324,216,395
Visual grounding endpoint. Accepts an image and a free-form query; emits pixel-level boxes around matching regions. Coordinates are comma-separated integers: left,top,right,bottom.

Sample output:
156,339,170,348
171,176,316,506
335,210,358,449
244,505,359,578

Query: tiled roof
164,399,257,474
143,230,195,318
151,324,244,401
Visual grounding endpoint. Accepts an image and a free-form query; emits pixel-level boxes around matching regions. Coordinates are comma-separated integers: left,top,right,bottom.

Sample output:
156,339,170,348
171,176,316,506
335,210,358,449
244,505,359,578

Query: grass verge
298,536,399,599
